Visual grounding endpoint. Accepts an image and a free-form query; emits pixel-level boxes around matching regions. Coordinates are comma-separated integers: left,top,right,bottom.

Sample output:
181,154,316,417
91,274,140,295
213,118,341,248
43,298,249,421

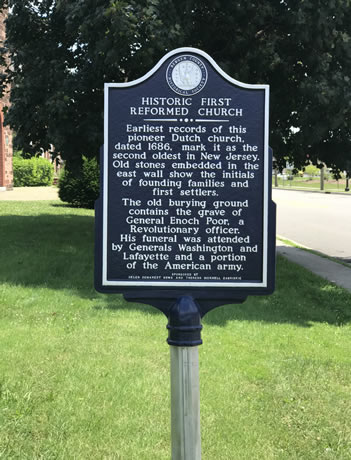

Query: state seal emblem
166,55,207,96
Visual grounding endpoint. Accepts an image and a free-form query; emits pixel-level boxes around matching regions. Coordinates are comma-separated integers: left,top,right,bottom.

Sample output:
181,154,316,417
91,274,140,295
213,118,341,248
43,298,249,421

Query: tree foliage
1,0,351,174
58,156,99,208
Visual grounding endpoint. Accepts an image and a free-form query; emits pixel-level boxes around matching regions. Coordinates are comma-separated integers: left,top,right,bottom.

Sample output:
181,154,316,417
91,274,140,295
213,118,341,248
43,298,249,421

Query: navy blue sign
95,47,275,309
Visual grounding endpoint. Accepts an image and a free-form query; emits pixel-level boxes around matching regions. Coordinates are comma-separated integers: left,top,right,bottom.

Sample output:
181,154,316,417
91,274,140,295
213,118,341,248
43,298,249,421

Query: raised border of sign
101,47,270,289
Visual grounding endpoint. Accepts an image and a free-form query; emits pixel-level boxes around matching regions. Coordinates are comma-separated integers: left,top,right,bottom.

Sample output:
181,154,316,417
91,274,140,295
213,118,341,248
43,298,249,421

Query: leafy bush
58,156,100,208
13,157,54,186
13,149,24,159
304,164,320,176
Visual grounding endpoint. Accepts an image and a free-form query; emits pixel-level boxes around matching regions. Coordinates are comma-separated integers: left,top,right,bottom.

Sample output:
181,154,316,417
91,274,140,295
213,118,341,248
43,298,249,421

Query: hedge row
13,157,54,187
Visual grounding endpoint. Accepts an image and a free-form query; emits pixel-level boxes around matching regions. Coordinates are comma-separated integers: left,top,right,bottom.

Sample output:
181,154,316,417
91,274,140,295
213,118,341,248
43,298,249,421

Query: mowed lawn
274,177,349,192
0,200,351,459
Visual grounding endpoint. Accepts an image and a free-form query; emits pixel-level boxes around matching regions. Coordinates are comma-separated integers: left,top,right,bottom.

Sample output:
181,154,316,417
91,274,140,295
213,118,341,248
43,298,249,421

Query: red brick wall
0,9,13,190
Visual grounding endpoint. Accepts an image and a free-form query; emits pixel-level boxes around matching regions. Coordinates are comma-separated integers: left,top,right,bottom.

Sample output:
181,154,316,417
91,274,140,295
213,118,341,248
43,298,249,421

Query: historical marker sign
95,47,275,303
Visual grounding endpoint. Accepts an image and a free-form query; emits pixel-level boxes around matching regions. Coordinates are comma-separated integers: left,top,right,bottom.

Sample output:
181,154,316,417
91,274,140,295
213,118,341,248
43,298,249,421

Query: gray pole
274,169,278,187
320,166,324,191
170,346,201,459
167,296,203,460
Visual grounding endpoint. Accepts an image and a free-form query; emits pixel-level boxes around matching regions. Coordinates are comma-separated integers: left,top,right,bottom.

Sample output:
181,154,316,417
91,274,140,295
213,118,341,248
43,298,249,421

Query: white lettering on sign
102,48,270,288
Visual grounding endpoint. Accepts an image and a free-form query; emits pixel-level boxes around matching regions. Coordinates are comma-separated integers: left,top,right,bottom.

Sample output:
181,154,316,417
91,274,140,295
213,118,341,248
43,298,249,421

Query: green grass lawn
274,177,349,192
0,200,351,459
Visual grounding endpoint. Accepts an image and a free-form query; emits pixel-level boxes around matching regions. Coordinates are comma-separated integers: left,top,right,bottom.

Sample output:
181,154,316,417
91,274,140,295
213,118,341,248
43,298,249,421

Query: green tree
1,0,351,174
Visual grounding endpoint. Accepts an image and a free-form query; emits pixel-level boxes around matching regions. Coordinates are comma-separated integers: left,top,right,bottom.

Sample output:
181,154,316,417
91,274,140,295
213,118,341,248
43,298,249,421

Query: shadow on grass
204,255,351,328
50,203,79,208
0,212,162,319
0,213,96,292
0,211,350,327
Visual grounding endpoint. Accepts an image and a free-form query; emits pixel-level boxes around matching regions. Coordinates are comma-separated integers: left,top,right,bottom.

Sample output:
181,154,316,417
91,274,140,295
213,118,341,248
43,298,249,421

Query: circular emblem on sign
166,55,208,95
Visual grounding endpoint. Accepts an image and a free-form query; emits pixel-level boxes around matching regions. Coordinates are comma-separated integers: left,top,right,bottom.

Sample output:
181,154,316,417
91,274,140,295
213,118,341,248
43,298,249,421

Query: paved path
276,240,351,293
274,189,351,293
0,186,59,200
272,188,351,263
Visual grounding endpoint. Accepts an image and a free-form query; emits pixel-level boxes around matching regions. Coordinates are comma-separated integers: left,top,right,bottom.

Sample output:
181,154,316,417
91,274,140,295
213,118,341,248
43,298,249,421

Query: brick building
0,9,13,191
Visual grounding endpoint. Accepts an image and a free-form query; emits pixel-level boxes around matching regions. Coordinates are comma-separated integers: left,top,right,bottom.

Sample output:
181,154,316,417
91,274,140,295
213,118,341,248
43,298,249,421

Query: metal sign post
167,296,202,459
170,346,201,460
